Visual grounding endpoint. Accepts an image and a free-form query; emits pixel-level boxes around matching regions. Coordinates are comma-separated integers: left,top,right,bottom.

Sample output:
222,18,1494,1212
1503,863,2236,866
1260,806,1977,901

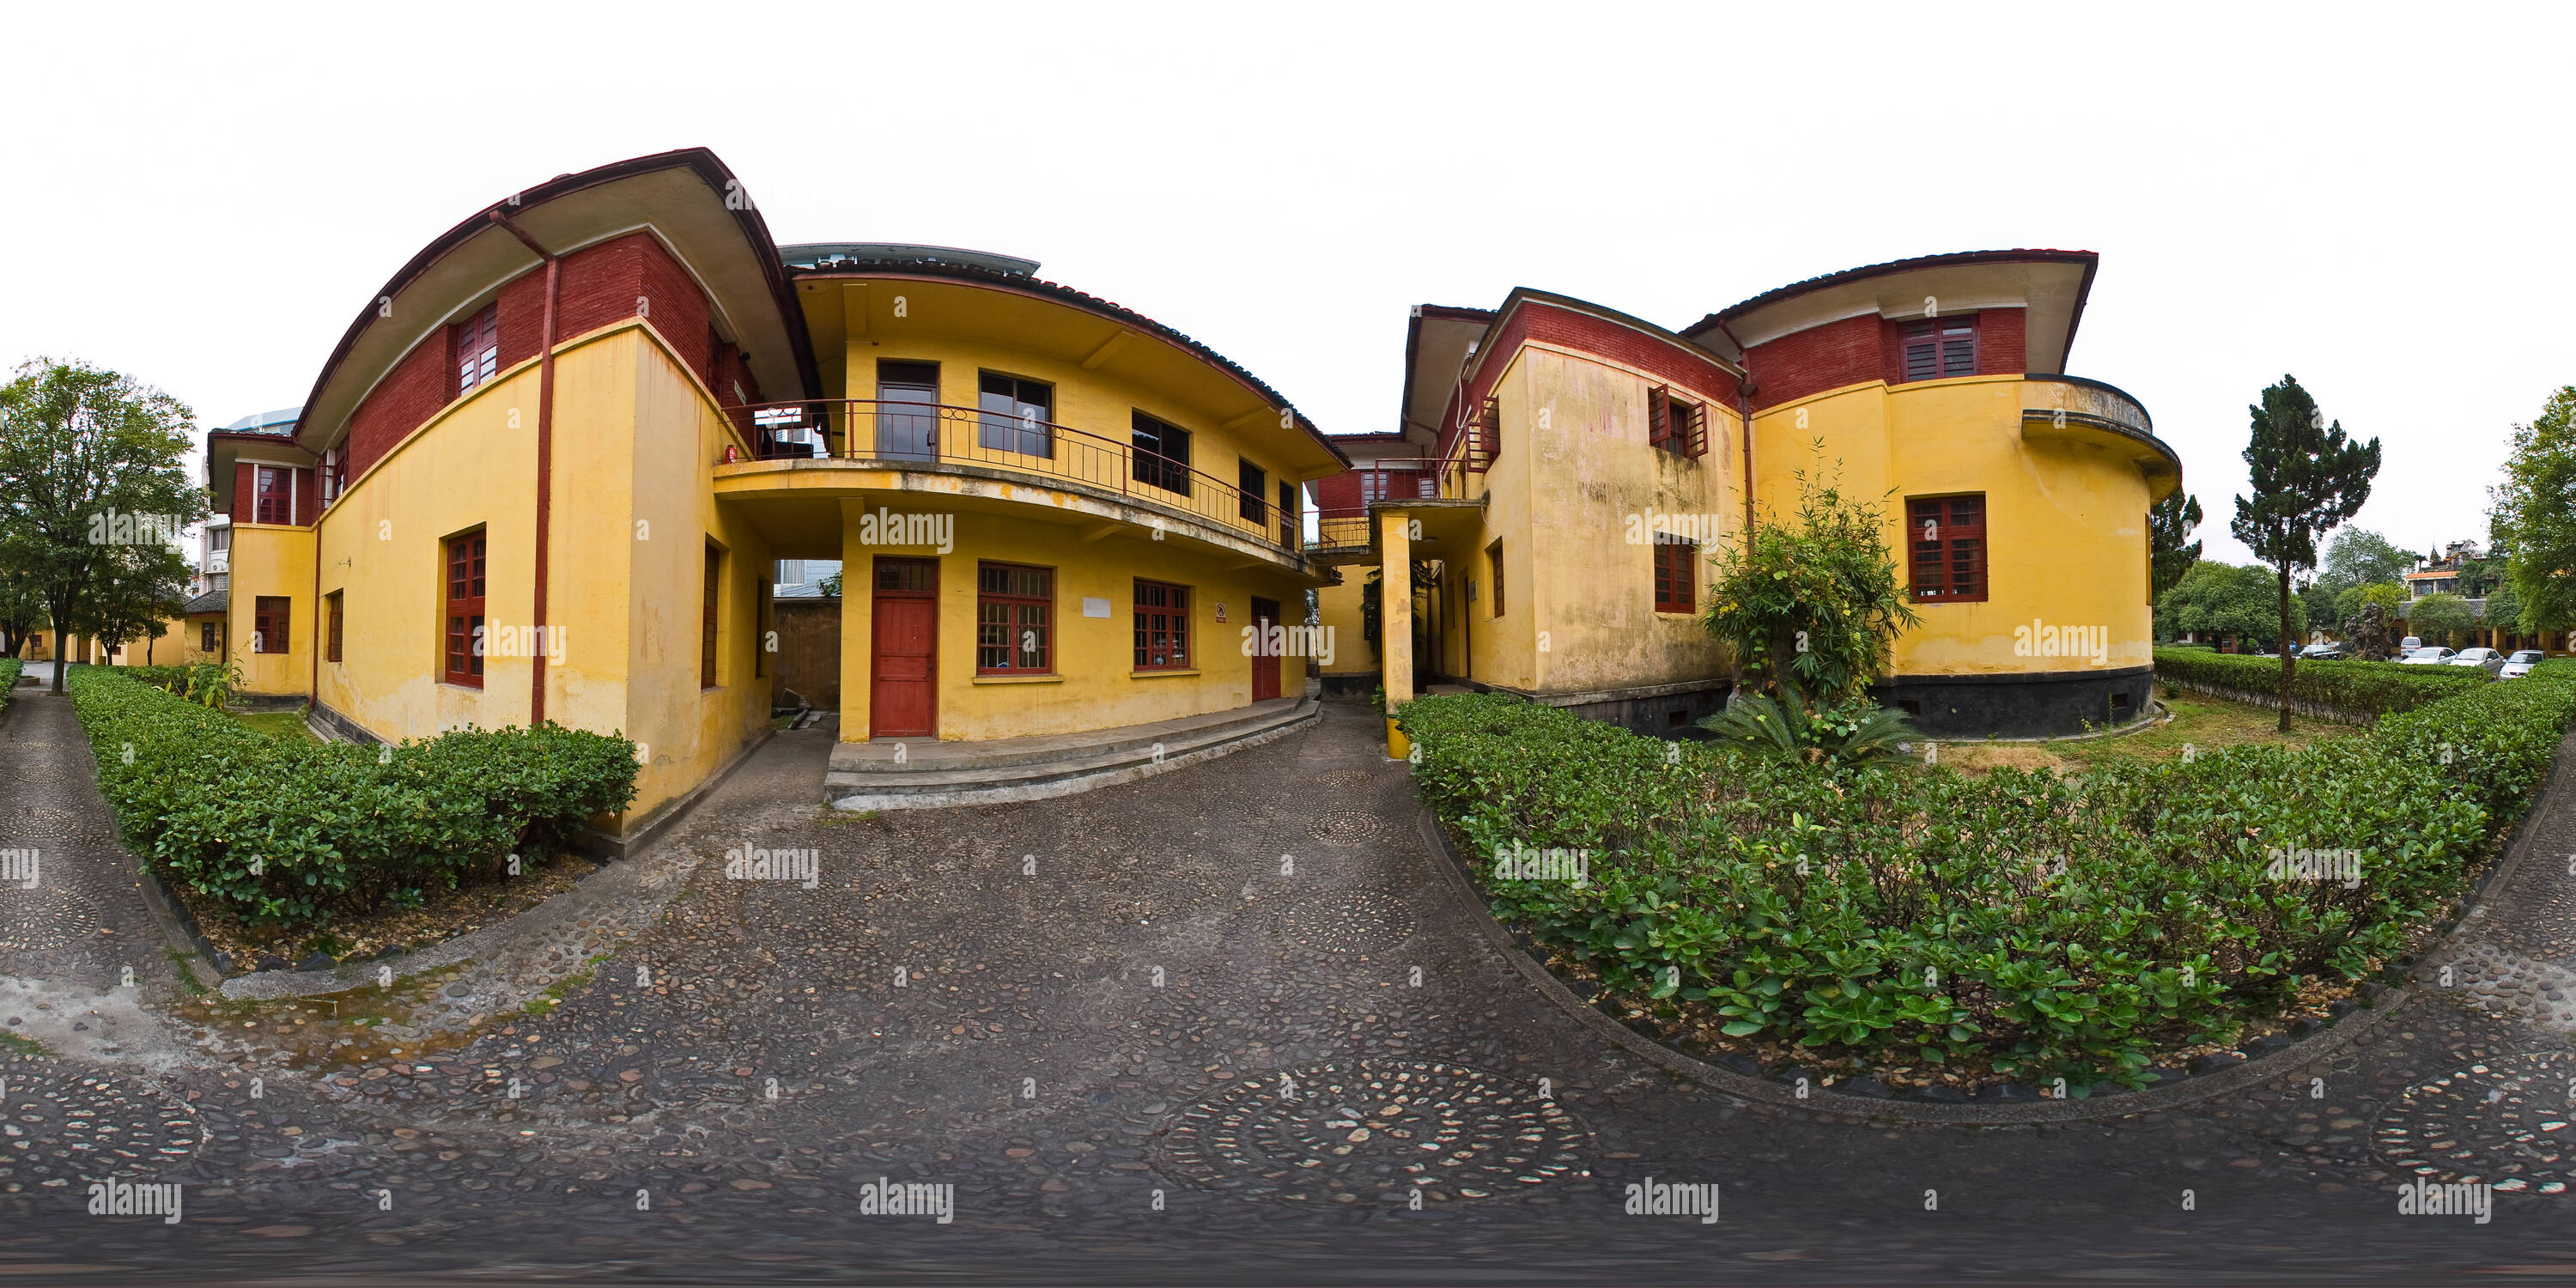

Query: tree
2160,561,2304,647
2407,592,2475,647
2149,490,2204,602
2231,375,2382,731
0,529,40,657
72,540,189,662
1702,460,1920,703
2490,386,2576,641
0,360,207,693
2316,527,2415,595
2334,582,2406,634
2485,580,2524,646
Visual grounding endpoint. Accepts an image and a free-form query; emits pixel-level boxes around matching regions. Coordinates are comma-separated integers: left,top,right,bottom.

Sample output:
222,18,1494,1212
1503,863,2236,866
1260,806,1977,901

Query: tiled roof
185,588,228,616
1708,249,2095,325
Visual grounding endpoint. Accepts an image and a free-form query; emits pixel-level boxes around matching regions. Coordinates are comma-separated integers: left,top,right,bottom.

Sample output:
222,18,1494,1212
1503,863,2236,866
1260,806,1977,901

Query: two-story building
1334,250,2182,738
209,149,1349,843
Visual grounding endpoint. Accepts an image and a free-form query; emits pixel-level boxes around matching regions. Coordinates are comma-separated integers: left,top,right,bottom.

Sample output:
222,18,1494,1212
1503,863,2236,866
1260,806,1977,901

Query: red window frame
253,595,289,654
1653,536,1698,613
455,303,500,395
254,465,291,525
326,591,344,664
200,622,217,653
1648,388,1705,457
976,562,1054,674
443,532,486,687
1900,315,1979,382
1133,579,1191,671
1908,495,1988,603
1488,540,1505,617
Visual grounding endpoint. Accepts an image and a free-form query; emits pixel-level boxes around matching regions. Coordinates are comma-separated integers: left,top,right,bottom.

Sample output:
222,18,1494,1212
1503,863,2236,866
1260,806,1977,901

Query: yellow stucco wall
832,498,1314,742
1750,374,2154,677
226,523,315,694
1315,575,1376,679
313,319,771,830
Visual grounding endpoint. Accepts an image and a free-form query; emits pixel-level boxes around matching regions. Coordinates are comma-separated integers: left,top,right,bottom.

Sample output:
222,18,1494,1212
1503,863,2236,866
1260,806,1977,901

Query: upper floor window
254,466,292,525
1132,412,1191,496
1238,459,1267,524
208,526,230,554
455,303,500,395
1648,388,1705,457
1907,494,1987,602
977,372,1054,458
1901,316,1978,381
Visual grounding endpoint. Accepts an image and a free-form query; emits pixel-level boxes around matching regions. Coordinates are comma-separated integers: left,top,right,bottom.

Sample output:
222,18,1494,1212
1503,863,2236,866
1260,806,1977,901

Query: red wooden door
1250,596,1281,702
870,557,938,738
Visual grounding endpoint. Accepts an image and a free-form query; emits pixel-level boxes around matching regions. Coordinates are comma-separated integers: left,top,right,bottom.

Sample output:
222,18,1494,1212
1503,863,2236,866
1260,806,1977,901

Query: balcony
1309,453,1486,566
714,399,1311,570
2019,376,2179,493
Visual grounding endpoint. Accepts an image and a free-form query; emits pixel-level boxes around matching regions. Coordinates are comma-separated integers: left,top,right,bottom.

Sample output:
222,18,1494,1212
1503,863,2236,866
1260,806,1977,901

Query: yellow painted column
837,497,874,741
1378,510,1413,708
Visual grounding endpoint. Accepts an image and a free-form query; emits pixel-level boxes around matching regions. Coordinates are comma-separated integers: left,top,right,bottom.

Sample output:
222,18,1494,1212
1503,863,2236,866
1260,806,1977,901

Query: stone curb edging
1405,733,2573,1125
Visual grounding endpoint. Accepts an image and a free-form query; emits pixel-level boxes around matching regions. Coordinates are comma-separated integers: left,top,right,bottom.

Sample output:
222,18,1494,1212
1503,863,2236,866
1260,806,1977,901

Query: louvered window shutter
1648,387,1670,450
1687,401,1709,458
1903,322,1939,380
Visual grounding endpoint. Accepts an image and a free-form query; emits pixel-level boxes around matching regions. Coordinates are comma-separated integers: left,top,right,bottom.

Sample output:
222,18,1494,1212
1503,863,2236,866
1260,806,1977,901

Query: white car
2449,647,2506,674
2500,649,2546,678
2399,647,2457,665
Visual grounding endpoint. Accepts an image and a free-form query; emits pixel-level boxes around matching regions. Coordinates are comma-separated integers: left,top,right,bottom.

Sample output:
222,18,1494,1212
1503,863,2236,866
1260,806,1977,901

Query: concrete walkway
0,690,2573,1280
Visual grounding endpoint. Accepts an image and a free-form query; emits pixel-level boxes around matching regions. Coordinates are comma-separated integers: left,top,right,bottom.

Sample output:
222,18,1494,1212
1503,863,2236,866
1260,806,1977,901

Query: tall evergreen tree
2230,375,2382,732
2148,489,2203,602
2489,387,2576,641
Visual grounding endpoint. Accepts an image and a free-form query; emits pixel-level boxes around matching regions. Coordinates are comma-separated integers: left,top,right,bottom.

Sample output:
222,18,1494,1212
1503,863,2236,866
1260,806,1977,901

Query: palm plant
1697,687,1918,764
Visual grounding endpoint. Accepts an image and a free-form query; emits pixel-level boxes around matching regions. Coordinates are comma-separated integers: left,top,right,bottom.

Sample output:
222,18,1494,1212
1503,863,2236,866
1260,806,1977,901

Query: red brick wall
342,231,731,479
1437,302,1739,459
1753,307,2033,411
345,331,453,480
1745,314,1882,411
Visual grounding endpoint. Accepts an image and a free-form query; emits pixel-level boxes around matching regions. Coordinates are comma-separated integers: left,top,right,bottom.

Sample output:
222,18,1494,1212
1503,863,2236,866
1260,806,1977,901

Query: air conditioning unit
206,552,229,574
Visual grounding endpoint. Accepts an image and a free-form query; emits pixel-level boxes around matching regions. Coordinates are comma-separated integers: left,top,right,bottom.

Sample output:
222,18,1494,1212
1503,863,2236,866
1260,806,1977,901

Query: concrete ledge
307,698,385,745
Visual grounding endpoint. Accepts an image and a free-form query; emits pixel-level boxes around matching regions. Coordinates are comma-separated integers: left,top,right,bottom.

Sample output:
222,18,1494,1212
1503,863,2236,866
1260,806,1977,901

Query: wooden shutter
1902,323,1939,381
1648,387,1671,451
1477,395,1500,463
1686,400,1708,458
1903,317,1979,382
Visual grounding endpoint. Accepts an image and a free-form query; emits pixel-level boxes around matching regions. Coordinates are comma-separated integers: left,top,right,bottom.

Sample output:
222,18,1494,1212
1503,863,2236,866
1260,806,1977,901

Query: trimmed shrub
66,666,639,927
1406,664,2576,1091
2154,647,2486,718
0,658,18,714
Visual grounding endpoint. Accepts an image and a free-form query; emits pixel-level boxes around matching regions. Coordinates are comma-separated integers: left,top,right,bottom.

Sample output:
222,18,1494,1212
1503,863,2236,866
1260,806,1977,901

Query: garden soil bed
169,849,603,972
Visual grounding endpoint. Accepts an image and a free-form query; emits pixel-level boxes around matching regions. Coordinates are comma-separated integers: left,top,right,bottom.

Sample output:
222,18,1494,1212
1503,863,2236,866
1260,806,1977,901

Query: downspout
1711,319,1757,542
489,211,562,726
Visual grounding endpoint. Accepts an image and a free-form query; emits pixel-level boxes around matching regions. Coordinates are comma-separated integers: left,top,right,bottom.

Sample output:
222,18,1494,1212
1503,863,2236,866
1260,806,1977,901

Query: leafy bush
1406,665,2576,1091
2154,647,2485,717
1695,690,1917,765
0,658,19,715
124,662,236,708
67,666,640,927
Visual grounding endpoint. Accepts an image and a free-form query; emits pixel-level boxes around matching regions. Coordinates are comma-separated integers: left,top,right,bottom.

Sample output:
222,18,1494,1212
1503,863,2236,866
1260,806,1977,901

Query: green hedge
1406,665,2576,1091
0,658,19,715
2154,647,2488,717
67,666,641,927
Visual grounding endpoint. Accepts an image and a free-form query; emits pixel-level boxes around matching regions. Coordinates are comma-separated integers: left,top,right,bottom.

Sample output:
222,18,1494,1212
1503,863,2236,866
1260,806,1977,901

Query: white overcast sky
4,3,2567,568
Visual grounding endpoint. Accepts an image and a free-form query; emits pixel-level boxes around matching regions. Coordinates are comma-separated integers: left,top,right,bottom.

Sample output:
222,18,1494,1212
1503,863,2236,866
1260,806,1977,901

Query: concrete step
829,696,1307,774
826,697,1320,810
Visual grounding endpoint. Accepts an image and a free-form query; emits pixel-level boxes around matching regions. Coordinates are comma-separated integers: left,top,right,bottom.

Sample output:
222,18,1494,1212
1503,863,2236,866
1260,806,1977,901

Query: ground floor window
1134,579,1191,670
978,562,1053,673
253,596,289,654
200,622,217,653
1907,494,1988,602
1653,535,1697,613
444,531,485,687
326,591,344,663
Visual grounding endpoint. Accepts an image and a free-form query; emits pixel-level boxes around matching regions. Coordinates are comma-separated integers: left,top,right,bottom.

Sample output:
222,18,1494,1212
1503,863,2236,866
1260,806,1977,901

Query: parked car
2297,642,2348,660
2449,647,2506,674
2399,647,2457,665
2500,649,2547,679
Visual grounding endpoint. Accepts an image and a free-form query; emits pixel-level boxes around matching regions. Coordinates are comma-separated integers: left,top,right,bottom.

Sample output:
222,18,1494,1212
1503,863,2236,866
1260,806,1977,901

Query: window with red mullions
1653,536,1697,613
977,562,1053,674
1134,580,1191,670
254,466,291,525
456,304,499,395
1901,316,1978,381
443,532,486,687
253,596,289,654
1909,495,1986,602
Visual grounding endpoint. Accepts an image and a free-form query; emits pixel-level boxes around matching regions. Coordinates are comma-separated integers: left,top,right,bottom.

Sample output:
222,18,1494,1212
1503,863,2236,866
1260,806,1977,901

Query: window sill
438,680,485,691
1132,668,1200,678
972,673,1065,684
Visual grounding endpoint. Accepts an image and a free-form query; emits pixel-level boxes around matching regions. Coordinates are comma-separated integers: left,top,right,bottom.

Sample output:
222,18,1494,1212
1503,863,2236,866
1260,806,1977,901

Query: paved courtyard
5,684,2576,1282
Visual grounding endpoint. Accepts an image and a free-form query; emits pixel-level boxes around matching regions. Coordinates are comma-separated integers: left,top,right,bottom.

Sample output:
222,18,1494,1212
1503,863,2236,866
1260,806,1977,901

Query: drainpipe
1710,319,1758,542
489,211,561,726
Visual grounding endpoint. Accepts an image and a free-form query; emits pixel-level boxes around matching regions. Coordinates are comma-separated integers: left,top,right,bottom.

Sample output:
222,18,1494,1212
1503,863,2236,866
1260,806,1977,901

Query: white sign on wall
1082,597,1111,619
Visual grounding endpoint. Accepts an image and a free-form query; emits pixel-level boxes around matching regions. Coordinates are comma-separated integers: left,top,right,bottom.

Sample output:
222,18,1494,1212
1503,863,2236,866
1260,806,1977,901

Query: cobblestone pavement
6,688,2576,1282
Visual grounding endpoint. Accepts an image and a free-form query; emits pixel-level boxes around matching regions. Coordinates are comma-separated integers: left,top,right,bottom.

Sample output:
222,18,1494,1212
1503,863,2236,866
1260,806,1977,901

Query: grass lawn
1939,690,2359,776
227,710,318,742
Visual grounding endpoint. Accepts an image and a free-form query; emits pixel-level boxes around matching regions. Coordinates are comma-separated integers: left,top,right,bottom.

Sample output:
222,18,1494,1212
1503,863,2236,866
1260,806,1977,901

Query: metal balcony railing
721,398,1304,558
